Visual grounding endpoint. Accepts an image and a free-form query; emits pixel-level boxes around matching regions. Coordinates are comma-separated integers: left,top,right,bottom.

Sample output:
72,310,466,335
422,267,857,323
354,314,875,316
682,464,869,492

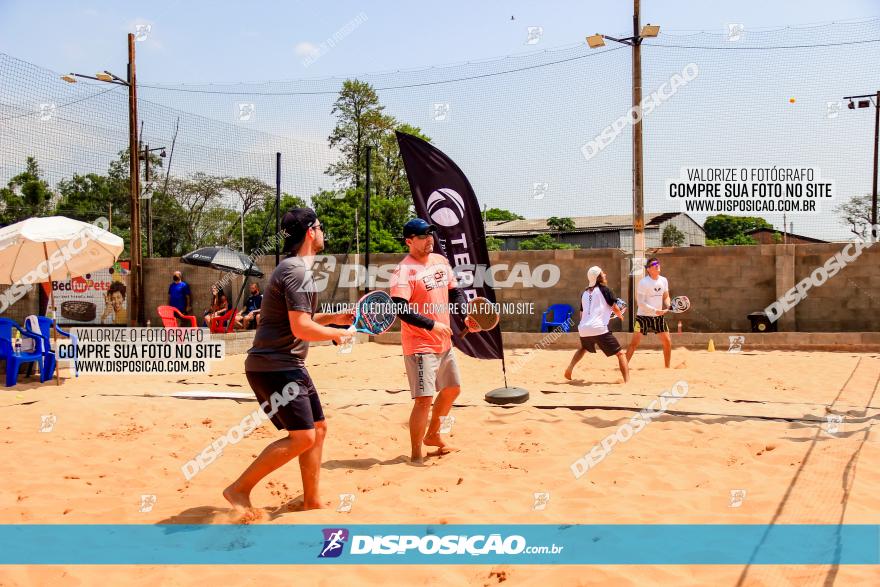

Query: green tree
373,122,430,199
243,193,307,254
703,215,771,245
835,194,874,239
662,224,686,247
484,208,524,221
327,79,392,189
222,177,275,247
706,234,759,246
547,216,576,235
313,188,409,255
56,171,131,255
0,157,55,225
164,173,229,249
485,236,504,251
518,234,579,250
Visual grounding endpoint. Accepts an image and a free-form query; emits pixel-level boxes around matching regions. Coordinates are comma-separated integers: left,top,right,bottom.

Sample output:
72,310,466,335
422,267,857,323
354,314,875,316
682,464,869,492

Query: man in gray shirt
223,207,353,520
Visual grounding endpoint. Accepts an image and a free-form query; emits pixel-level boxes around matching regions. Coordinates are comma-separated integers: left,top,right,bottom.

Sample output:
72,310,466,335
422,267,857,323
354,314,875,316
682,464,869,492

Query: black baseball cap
281,207,318,252
403,218,436,238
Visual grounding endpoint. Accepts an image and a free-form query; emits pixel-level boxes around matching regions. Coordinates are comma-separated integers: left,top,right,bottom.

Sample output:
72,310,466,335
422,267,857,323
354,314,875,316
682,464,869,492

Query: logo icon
134,23,152,42
439,415,455,434
728,335,744,353
426,188,466,227
39,414,57,432
630,257,646,277
525,26,544,45
533,492,550,511
139,494,157,512
238,103,255,121
432,102,450,121
826,101,842,119
727,23,744,42
299,255,337,293
336,493,355,513
729,489,746,508
532,182,549,200
824,414,844,436
39,103,56,121
318,528,349,558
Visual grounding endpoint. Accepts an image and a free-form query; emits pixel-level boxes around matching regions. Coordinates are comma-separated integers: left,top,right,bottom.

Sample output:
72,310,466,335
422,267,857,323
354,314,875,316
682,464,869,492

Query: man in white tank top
564,266,629,383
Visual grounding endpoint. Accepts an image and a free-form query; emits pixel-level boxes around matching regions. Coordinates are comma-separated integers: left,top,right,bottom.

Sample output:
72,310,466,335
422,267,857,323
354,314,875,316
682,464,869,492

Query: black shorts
580,332,622,357
245,368,324,431
635,315,669,335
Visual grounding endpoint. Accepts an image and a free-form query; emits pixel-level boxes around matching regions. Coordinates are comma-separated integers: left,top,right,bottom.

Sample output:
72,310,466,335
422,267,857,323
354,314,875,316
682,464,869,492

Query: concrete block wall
41,242,880,333
792,243,880,332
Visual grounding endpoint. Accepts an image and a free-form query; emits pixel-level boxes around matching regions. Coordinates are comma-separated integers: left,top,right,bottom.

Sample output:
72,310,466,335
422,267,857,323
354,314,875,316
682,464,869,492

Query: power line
132,37,880,96
137,46,630,96
0,87,121,122
646,38,880,50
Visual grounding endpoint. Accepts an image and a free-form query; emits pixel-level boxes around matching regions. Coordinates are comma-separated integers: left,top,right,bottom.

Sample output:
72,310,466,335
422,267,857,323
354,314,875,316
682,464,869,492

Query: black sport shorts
635,315,669,335
579,332,622,357
245,368,323,431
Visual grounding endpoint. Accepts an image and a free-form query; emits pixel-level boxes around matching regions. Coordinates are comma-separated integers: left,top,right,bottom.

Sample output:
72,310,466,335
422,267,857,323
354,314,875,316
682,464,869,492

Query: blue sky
1,1,879,240
0,0,876,83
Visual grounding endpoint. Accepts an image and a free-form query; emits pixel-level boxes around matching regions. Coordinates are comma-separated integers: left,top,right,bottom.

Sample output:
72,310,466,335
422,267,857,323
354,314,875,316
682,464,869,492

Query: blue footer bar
0,525,877,565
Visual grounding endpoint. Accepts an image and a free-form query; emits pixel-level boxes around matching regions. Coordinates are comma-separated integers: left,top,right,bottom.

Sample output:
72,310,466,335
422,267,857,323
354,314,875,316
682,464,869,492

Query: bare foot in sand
423,432,448,450
564,367,574,380
223,484,263,522
425,434,458,455
426,447,457,457
302,500,324,510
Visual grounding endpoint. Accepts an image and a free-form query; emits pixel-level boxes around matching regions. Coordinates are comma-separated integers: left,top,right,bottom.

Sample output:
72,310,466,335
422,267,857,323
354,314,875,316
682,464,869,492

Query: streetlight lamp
62,33,143,326
843,91,880,234
587,0,660,331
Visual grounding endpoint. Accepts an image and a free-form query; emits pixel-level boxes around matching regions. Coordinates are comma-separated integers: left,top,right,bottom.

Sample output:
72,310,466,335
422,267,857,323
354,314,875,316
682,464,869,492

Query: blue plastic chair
0,318,49,387
25,316,79,378
540,304,574,333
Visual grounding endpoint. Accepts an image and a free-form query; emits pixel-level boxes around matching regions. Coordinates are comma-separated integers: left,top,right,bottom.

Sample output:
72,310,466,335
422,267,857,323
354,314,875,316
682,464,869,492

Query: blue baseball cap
403,218,436,238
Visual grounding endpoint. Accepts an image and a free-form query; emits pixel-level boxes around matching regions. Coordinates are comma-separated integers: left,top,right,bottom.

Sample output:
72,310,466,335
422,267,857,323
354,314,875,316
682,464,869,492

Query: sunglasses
410,233,433,240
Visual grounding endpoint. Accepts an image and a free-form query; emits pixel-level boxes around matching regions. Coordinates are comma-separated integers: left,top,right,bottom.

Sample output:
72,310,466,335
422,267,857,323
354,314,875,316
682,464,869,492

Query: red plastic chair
209,308,237,334
157,306,197,328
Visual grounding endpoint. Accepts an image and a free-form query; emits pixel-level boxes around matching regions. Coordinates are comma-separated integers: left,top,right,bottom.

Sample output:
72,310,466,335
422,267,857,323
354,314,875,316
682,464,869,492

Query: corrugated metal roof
485,212,677,236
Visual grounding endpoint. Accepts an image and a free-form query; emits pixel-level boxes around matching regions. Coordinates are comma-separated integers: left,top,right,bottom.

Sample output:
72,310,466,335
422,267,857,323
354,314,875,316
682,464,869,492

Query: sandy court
1,342,879,585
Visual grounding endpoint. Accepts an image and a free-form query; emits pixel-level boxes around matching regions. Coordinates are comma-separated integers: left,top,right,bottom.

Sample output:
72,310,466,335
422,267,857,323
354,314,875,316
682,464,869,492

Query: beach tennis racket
458,296,500,338
611,298,628,319
338,291,397,354
667,296,691,314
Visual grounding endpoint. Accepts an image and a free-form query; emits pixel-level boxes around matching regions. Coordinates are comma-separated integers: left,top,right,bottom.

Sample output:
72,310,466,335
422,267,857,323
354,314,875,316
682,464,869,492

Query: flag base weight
484,386,529,405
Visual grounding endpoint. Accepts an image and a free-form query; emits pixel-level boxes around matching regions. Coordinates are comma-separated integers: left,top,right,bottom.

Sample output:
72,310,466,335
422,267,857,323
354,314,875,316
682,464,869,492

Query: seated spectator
235,282,263,330
203,285,232,327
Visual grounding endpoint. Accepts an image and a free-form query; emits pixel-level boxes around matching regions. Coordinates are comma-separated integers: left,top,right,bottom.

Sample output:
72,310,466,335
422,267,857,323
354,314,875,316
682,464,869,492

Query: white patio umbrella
0,216,124,384
0,216,123,284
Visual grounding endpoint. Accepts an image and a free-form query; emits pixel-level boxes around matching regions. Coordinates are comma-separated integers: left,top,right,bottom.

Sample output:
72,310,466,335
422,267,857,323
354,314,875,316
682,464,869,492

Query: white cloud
294,42,320,58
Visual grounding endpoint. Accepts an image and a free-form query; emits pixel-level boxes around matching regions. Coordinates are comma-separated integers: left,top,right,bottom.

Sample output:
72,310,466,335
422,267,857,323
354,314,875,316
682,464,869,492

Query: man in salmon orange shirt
390,218,474,464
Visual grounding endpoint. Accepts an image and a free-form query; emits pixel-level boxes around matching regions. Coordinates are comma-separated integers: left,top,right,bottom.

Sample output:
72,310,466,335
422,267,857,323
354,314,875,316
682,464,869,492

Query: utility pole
631,0,645,273
127,33,142,326
61,33,144,323
586,1,659,332
843,91,880,236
